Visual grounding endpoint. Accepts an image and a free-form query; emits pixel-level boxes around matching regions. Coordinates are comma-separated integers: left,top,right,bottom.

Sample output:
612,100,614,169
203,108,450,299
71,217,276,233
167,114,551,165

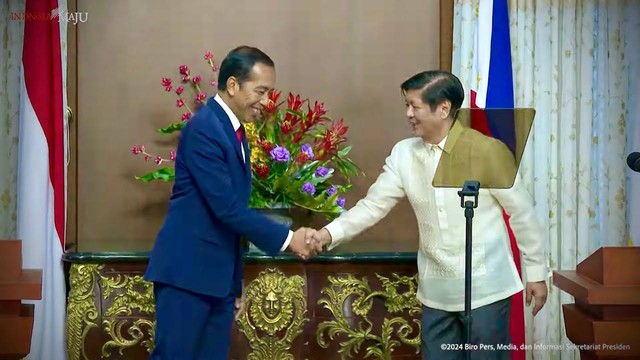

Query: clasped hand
287,227,332,260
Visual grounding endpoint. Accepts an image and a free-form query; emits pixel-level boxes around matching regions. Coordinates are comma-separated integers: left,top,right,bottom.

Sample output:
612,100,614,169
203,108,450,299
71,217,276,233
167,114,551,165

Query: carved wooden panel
66,261,422,360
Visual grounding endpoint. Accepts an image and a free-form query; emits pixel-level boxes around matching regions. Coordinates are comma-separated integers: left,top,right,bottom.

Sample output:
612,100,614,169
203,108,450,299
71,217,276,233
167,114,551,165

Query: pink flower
181,75,190,82
144,155,151,162
210,80,218,87
169,150,176,161
181,112,192,121
179,65,189,75
175,85,184,95
192,75,201,84
212,64,220,71
131,145,144,154
154,156,163,165
195,92,206,102
176,99,184,108
204,51,213,60
161,77,172,92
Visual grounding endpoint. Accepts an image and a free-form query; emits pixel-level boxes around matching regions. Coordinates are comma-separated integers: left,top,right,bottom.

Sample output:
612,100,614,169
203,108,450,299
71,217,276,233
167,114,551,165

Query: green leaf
134,167,175,182
157,122,185,134
337,145,352,157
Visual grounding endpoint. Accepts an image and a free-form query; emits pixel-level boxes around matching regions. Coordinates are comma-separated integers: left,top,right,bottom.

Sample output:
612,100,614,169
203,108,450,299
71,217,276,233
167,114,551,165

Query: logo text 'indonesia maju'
10,8,88,25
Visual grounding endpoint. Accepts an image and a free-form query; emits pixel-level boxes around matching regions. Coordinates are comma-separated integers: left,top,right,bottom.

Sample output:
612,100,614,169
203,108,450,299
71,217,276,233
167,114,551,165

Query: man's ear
226,76,238,96
440,100,452,119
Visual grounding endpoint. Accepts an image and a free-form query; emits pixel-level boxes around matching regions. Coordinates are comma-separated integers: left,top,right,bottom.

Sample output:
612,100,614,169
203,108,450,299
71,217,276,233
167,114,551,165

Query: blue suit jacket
144,97,289,298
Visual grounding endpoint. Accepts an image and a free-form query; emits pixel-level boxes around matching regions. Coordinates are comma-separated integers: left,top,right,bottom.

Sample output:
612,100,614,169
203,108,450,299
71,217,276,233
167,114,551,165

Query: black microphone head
628,152,640,172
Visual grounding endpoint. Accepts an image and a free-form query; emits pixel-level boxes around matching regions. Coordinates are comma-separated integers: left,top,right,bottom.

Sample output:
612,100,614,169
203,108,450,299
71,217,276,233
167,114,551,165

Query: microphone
628,152,640,173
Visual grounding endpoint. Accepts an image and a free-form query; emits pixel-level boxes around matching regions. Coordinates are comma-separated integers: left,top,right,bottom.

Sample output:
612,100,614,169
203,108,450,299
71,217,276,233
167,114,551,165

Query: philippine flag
469,1,525,359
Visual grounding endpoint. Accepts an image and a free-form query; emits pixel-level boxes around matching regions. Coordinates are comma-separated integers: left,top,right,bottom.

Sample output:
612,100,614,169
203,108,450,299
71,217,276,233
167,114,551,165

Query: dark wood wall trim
66,0,78,252
440,0,454,72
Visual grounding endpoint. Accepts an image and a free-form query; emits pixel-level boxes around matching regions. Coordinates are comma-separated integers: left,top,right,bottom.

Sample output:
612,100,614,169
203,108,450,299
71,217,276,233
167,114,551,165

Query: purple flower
336,196,346,208
302,182,316,195
269,146,290,162
300,144,314,160
315,166,330,178
326,186,338,196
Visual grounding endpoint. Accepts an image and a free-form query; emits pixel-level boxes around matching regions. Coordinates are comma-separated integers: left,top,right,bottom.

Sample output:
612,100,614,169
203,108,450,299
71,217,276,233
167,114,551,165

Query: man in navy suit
145,46,321,360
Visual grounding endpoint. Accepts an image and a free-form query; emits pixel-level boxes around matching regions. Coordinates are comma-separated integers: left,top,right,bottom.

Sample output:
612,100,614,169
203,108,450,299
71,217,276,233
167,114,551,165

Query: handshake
286,227,332,260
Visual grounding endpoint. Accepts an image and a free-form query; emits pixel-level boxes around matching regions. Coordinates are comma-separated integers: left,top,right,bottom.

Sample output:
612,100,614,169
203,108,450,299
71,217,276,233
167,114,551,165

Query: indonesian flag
16,0,68,359
469,1,525,359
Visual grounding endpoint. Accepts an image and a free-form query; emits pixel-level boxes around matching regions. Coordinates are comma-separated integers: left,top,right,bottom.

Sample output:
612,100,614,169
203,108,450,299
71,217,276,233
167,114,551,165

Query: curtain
0,0,26,239
452,1,637,359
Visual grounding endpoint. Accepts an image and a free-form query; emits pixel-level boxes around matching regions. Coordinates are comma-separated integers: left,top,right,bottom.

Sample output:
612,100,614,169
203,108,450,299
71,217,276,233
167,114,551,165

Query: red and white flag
17,0,68,359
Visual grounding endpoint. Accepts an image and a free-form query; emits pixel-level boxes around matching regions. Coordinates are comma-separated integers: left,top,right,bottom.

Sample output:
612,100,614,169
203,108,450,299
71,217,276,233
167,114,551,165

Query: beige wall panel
76,0,441,252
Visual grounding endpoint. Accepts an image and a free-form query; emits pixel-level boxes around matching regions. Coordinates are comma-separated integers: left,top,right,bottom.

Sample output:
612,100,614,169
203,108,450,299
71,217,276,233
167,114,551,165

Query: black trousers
421,297,512,360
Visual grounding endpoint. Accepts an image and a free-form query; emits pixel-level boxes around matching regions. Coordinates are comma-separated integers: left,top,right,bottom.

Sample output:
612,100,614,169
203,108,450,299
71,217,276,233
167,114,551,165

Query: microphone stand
458,180,480,360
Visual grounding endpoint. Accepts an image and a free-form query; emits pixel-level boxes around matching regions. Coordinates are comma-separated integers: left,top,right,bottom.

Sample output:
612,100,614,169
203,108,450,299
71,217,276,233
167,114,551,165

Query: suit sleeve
487,140,549,282
325,143,406,250
182,119,289,256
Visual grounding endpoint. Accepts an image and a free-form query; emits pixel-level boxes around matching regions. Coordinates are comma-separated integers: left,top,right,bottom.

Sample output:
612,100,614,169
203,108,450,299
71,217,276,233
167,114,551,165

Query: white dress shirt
214,94,293,251
325,134,547,312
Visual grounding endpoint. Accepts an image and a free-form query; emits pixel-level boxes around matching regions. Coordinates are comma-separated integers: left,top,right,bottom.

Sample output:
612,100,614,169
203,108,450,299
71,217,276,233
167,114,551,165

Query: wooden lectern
553,247,640,359
0,240,42,360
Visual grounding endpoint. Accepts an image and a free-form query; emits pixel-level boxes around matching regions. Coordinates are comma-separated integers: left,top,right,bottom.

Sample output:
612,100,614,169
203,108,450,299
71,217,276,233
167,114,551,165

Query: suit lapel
241,134,251,177
206,98,248,170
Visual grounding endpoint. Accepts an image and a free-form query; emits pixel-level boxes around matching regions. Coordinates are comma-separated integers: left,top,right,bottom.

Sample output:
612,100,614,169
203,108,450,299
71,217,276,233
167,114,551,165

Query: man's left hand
525,281,548,316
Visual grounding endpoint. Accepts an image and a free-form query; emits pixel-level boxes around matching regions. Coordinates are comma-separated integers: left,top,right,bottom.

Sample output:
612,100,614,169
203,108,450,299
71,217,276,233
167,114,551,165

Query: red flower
181,112,192,121
304,108,314,128
264,90,281,113
179,65,189,75
130,145,145,155
204,51,213,60
313,101,327,118
154,156,163,165
175,85,184,95
195,92,207,102
161,77,172,92
281,120,293,134
192,75,202,84
295,152,309,164
259,140,274,153
287,92,302,111
176,99,184,108
169,150,176,161
255,163,269,179
316,119,349,158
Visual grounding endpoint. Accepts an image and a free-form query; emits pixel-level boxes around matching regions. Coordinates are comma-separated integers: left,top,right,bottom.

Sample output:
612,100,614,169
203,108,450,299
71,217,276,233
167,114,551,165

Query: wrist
321,228,332,245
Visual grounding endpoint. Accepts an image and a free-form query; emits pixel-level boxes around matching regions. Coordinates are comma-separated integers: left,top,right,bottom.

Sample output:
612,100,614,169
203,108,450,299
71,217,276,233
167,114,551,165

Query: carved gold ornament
66,264,156,359
237,268,308,360
316,273,422,360
100,274,155,357
66,264,101,360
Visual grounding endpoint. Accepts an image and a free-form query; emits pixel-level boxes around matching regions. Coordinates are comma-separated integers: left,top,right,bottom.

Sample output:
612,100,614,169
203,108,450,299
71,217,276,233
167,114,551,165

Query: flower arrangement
131,51,361,220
